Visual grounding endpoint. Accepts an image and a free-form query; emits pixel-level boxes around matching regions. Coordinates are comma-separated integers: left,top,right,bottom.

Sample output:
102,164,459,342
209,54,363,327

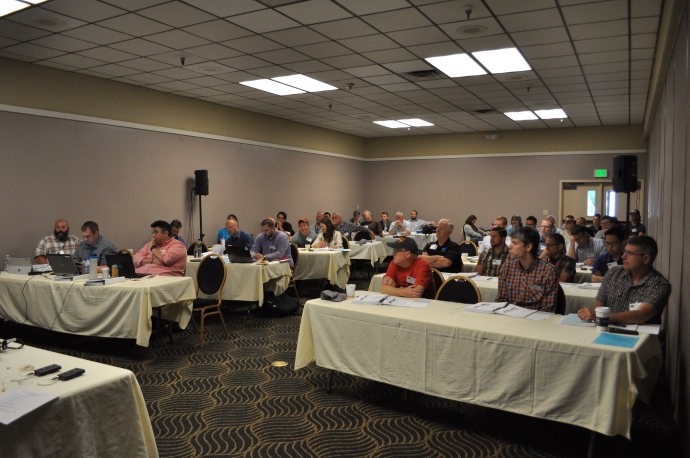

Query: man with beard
34,219,80,264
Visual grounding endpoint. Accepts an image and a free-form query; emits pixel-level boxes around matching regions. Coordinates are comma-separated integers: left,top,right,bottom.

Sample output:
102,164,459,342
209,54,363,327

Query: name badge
306,237,312,242
630,302,642,311
607,261,618,269
529,284,542,292
58,250,64,254
429,244,437,250
492,259,502,266
632,228,638,233
344,232,349,237
270,245,276,250
406,276,416,285
539,243,545,251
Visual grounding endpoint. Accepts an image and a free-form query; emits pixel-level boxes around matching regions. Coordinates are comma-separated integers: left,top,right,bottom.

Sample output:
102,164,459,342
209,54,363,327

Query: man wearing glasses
591,226,626,282
542,233,575,283
381,237,435,299
71,221,118,273
133,220,187,277
537,219,556,256
577,236,670,324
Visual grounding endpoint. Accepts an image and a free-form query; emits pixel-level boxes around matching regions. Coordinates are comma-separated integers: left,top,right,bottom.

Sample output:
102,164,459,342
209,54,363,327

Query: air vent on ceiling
474,109,499,114
402,69,444,82
257,0,306,6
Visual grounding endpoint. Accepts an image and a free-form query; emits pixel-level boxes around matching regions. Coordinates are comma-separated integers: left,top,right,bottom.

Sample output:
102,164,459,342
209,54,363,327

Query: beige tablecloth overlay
185,258,291,303
294,250,350,288
0,345,157,457
0,273,194,347
295,297,662,438
349,241,387,267
369,274,598,315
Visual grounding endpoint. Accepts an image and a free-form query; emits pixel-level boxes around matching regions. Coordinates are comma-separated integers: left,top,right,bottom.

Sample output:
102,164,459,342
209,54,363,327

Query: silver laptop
46,254,79,275
7,258,33,275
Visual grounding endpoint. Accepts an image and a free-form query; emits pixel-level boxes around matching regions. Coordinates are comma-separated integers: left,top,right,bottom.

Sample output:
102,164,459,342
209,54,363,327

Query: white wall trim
0,103,646,161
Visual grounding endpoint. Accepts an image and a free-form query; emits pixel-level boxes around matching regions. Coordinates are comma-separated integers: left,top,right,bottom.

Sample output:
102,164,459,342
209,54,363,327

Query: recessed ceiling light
505,111,538,121
29,16,66,28
198,66,221,74
272,74,337,93
535,109,568,119
0,1,30,17
472,48,531,74
374,120,410,128
398,118,434,127
425,53,486,78
456,25,487,36
240,79,305,96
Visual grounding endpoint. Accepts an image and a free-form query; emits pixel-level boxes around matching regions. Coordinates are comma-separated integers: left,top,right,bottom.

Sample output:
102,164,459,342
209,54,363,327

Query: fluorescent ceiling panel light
425,53,486,78
535,109,568,119
472,48,531,74
398,118,433,127
374,120,410,128
0,1,30,17
239,79,305,96
504,111,538,121
272,75,337,93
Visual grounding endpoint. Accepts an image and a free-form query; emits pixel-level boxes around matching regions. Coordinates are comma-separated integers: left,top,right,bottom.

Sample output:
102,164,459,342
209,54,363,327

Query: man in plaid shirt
34,219,80,264
577,236,670,325
496,226,558,312
476,226,510,277
332,212,374,240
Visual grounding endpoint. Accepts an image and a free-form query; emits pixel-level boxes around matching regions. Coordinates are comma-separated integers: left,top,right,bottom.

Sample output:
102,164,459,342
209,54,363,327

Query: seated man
217,213,238,243
276,211,294,236
594,216,615,239
476,226,510,277
292,217,316,248
587,213,602,238
333,212,373,239
591,226,625,282
225,217,253,250
478,217,510,254
419,219,462,273
496,227,557,312
170,219,187,247
406,209,431,233
628,209,646,237
34,218,80,264
133,220,187,276
567,224,606,264
350,210,363,225
311,211,324,235
380,212,393,234
577,236,670,324
525,216,538,230
543,233,576,283
71,221,118,272
537,218,556,256
250,219,294,268
381,237,435,299
361,211,382,236
388,212,411,236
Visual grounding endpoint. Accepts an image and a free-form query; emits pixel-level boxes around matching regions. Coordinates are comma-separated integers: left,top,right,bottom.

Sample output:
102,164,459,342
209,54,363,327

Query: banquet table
368,273,598,315
0,345,157,457
295,295,662,439
348,241,387,267
0,272,195,347
185,256,291,303
376,234,437,256
294,249,350,288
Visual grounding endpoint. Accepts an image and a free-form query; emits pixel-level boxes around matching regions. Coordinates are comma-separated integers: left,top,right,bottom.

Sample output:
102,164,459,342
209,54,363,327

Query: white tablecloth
0,272,195,347
349,241,387,267
368,273,598,315
185,257,291,303
376,234,437,256
462,262,591,283
295,296,662,438
294,250,350,288
0,345,157,457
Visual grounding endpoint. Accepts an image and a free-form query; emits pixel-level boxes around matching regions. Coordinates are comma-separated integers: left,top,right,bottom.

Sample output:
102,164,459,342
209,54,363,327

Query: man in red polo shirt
381,237,436,299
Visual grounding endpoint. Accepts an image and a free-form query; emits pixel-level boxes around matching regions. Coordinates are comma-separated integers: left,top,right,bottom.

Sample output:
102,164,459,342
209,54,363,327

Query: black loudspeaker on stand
612,155,638,234
193,170,208,242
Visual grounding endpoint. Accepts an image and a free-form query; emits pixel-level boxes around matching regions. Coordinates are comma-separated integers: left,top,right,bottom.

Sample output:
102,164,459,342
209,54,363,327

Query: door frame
558,179,645,224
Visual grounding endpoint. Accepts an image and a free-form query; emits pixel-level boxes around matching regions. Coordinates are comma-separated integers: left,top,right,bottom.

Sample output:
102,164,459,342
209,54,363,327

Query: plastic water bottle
195,239,202,258
89,254,98,279
220,236,225,247
82,258,90,275
4,255,8,272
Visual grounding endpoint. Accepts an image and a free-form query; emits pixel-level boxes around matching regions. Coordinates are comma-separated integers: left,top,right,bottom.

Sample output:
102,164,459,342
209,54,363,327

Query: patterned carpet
2,273,681,458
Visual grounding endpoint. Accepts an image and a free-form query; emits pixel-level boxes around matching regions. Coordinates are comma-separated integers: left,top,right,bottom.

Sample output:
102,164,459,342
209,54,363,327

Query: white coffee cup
461,253,468,261
102,268,110,279
305,244,311,250
595,307,610,332
346,284,356,298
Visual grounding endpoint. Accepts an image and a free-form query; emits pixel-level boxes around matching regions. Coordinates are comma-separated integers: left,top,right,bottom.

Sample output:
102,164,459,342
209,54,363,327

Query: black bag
262,292,299,317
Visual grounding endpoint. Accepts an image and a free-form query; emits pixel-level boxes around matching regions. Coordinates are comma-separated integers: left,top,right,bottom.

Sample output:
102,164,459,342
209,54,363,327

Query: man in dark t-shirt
419,219,462,273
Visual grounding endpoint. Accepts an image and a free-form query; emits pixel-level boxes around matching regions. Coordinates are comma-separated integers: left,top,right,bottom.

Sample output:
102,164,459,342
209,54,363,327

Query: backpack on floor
262,292,299,317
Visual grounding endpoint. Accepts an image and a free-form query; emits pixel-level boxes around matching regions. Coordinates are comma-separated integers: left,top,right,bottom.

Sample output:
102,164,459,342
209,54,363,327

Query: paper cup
461,253,468,261
305,244,311,250
346,284,356,298
102,269,110,279
595,307,610,332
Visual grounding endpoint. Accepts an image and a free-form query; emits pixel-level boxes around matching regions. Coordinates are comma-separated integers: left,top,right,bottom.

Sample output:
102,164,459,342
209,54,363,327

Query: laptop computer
7,258,33,275
46,254,80,275
105,253,149,278
225,245,255,264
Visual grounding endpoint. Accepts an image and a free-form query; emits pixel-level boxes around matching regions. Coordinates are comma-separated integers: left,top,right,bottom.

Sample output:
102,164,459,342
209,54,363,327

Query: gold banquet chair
435,275,481,304
191,254,229,345
458,241,478,257
289,243,301,304
430,267,445,292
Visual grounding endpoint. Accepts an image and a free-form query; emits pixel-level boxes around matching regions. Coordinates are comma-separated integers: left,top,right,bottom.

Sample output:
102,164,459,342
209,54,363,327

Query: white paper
0,388,59,425
463,302,508,314
558,282,578,289
578,282,602,290
473,276,498,282
638,324,660,335
609,324,638,331
382,297,413,307
32,264,52,272
525,311,553,321
409,300,431,309
351,294,386,305
494,304,537,318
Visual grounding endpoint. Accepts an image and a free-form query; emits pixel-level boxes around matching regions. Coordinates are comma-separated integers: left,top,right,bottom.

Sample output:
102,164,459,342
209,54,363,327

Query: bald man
35,219,81,264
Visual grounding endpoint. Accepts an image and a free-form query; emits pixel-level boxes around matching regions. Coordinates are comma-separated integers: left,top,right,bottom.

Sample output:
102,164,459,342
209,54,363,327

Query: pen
378,295,389,304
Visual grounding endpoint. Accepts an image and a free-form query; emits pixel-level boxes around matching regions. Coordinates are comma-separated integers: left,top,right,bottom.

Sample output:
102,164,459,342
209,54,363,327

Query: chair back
436,276,481,304
342,237,350,249
196,254,226,297
431,268,445,292
290,243,299,271
353,231,369,241
117,249,133,258
459,241,478,256
555,283,567,315
187,242,209,256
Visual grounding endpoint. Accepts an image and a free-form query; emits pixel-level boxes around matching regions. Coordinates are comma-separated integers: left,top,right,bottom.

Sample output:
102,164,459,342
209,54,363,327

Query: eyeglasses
623,250,645,257
604,241,622,247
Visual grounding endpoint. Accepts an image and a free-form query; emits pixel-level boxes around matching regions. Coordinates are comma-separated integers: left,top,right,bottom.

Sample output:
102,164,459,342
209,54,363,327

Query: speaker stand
198,194,205,243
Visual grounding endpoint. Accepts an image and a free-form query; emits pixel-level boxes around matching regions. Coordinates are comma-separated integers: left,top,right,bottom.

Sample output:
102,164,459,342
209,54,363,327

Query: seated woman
312,218,343,248
508,215,522,235
463,215,483,243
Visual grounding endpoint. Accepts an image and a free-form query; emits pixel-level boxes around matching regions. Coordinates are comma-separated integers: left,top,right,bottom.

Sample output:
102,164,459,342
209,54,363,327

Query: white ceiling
0,0,661,137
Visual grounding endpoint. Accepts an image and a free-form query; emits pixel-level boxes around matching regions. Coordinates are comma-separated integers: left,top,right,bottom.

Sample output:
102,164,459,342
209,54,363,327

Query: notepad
494,304,538,318
463,302,508,314
85,277,127,286
473,276,498,282
578,282,602,290
593,333,639,348
0,388,59,425
559,313,595,327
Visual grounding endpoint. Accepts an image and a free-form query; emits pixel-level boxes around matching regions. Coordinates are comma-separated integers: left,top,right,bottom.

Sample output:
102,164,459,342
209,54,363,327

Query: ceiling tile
62,25,132,45
362,48,417,64
217,55,271,70
306,69,358,82
183,43,243,60
212,72,264,84
0,36,19,48
44,53,105,68
31,34,99,53
0,20,51,41
341,34,398,53
137,2,217,28
631,59,652,71
585,71,628,83
111,76,147,85
118,57,173,72
382,60,434,73
182,19,254,42
247,66,292,78
574,36,628,54
282,59,333,73
97,14,172,36
498,9,562,32
77,46,138,62
386,26,448,47
109,38,172,56
320,53,374,68
145,30,211,49
223,35,284,54
149,50,205,66
578,50,628,65
407,42,463,59
561,0,627,25
77,68,115,78
155,80,201,91
294,41,352,59
277,0,352,24
99,0,168,12
334,0,409,15
153,67,204,79
568,19,627,41
419,0,492,24
87,63,141,77
342,65,391,77
530,55,580,70
536,66,583,78
3,42,66,60
183,75,229,87
416,79,458,89
7,8,87,32
631,17,659,35
43,0,127,22
253,48,310,64
37,60,77,71
227,9,300,34
455,33,515,52
263,27,329,47
438,17,505,41
521,42,574,59
183,0,266,17
632,33,657,49
310,17,378,39
362,74,408,85
631,48,654,60
485,0,557,15
511,27,569,47
362,8,433,33
631,0,662,18
379,82,421,92
184,87,226,97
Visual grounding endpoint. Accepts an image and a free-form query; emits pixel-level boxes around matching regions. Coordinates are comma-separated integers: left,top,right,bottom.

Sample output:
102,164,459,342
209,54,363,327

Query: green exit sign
594,169,608,178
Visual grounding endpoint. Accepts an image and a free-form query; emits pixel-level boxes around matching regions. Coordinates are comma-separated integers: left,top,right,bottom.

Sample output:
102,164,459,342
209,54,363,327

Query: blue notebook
593,333,639,348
